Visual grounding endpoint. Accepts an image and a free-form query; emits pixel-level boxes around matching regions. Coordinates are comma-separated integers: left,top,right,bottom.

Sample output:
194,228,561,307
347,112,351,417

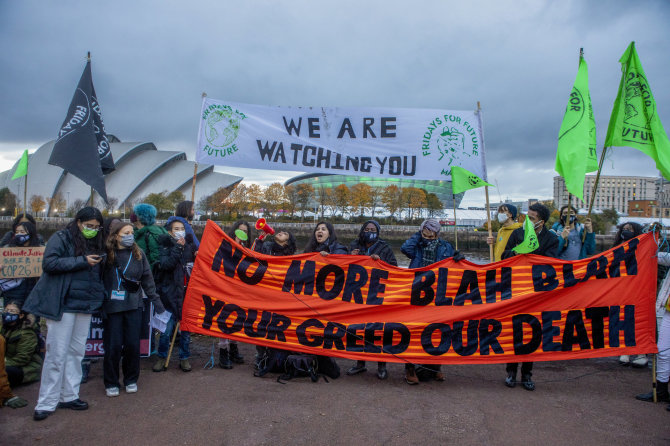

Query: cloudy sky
1,0,668,207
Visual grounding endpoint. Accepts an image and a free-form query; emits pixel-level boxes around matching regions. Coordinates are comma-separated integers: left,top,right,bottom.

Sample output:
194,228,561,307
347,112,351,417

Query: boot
229,343,244,364
505,371,517,388
405,366,419,385
219,348,233,369
152,357,166,372
521,373,535,391
376,362,388,380
636,381,670,402
347,361,367,376
81,360,90,384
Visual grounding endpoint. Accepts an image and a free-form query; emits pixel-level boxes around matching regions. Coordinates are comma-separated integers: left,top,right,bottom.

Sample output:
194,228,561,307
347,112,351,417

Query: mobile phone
96,253,107,260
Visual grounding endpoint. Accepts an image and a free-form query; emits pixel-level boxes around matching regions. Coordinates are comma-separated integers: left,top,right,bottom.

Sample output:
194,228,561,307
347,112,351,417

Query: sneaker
152,357,166,372
346,364,367,376
179,359,192,372
619,355,630,365
125,383,138,393
405,369,419,385
521,374,535,391
377,367,388,380
105,387,119,397
505,372,517,388
631,354,648,368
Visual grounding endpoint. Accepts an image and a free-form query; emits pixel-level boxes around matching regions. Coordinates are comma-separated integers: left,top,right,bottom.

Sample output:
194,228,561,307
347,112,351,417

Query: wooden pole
165,321,180,369
485,186,493,262
90,187,95,207
191,92,207,203
582,145,608,242
452,194,458,250
23,171,27,218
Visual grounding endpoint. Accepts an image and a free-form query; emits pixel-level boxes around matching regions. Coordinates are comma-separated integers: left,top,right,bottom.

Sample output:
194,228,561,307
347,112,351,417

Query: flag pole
192,92,206,203
583,145,608,242
452,194,458,250
476,101,493,261
23,171,27,218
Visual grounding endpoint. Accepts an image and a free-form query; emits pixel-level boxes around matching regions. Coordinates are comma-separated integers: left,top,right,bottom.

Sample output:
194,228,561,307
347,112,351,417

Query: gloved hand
452,250,465,262
4,396,28,409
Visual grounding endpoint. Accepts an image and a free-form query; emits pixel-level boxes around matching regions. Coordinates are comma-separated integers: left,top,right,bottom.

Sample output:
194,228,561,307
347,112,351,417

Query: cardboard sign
0,246,45,279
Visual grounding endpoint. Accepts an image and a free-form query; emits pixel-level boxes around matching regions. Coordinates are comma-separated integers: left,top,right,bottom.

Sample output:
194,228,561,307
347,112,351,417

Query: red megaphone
255,218,275,240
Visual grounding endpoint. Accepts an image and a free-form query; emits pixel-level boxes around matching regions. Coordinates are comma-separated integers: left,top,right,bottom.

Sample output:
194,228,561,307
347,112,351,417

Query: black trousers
506,362,533,377
103,308,143,388
5,365,23,387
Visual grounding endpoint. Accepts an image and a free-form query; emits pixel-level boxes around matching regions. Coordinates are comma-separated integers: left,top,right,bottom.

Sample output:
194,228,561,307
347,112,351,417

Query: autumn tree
246,184,263,217
284,185,299,218
381,185,402,219
331,184,350,217
425,192,443,217
225,183,249,217
67,198,87,217
401,187,427,220
350,183,372,217
296,183,314,220
143,192,171,215
264,182,287,217
315,184,331,218
368,186,383,218
29,195,46,216
167,191,185,212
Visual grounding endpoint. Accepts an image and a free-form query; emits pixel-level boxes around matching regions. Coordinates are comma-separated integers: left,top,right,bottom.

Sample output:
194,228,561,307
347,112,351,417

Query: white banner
196,98,487,181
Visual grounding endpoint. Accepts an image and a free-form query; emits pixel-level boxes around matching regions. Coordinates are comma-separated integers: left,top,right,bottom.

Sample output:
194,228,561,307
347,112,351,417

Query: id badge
111,290,126,301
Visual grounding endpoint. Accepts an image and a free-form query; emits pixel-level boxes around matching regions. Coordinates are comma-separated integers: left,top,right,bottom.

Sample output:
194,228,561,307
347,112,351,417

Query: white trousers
657,310,670,382
35,312,92,411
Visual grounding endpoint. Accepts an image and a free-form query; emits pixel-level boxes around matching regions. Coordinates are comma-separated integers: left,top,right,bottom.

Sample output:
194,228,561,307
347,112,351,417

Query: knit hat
420,218,441,233
505,204,518,220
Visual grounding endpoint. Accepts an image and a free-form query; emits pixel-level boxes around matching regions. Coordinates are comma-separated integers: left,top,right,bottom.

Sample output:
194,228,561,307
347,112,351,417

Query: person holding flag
486,204,521,262
501,202,558,391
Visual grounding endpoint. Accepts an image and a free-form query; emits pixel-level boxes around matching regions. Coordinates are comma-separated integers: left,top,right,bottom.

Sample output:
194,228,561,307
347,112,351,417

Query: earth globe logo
205,106,245,148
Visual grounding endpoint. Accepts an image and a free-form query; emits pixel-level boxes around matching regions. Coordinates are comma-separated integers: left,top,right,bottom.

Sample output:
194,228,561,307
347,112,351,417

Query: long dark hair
10,221,40,247
612,221,643,248
227,220,251,248
12,213,37,232
175,201,194,220
66,206,104,256
304,221,337,253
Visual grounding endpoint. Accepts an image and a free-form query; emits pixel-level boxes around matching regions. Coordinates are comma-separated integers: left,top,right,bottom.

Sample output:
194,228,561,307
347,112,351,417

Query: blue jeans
157,315,190,360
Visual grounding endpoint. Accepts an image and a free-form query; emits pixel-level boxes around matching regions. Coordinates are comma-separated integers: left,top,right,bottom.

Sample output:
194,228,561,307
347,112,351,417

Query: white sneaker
125,383,138,393
631,354,648,368
618,355,630,365
106,387,120,397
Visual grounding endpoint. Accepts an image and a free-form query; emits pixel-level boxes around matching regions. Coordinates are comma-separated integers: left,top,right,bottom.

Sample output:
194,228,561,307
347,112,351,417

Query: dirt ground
2,335,668,446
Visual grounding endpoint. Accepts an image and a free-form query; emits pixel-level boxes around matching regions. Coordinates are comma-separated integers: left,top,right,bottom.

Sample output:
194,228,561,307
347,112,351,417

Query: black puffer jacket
349,239,397,266
23,230,106,320
153,234,195,318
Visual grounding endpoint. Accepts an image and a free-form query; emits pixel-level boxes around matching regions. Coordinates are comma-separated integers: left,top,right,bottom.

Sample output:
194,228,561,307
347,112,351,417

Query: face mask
120,234,135,248
621,230,634,240
533,220,544,231
561,215,576,225
363,232,378,243
13,234,30,244
497,213,508,224
2,312,19,325
81,227,99,239
173,230,186,240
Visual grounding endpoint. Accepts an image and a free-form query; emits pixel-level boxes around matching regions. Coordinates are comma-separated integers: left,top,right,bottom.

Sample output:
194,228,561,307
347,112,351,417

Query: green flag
11,150,28,180
451,166,493,195
604,41,670,179
512,214,539,254
555,54,598,201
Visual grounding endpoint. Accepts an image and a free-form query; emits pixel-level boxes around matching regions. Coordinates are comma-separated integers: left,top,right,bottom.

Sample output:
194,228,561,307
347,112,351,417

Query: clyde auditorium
0,136,242,215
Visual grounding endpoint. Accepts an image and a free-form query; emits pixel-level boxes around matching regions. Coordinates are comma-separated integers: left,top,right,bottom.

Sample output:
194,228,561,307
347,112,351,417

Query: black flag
49,59,115,202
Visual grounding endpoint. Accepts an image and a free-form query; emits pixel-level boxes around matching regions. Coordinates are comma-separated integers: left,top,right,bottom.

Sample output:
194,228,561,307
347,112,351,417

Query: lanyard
115,254,133,290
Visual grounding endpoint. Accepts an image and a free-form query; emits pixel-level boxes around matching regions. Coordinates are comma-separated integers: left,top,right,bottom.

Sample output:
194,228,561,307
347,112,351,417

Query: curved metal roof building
0,138,242,215
284,173,463,208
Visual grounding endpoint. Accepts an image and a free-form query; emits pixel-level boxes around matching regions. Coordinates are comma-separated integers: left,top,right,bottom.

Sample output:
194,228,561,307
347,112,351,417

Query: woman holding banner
0,221,44,309
102,221,165,397
23,207,107,421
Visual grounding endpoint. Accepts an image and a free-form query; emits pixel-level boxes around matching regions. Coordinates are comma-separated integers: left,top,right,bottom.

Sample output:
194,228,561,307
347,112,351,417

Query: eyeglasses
83,224,101,231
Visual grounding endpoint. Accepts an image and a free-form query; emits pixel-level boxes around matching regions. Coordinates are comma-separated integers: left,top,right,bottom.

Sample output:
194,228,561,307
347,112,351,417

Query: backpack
254,348,292,377
276,354,341,383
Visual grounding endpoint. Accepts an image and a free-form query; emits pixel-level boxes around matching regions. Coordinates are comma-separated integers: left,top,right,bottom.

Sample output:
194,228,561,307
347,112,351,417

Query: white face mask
173,230,186,240
497,213,508,224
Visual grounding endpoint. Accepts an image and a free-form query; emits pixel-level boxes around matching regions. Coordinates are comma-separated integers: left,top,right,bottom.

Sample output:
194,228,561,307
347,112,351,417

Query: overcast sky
1,0,668,208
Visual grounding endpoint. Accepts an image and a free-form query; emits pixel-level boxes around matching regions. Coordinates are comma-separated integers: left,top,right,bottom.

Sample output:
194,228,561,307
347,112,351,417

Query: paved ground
2,336,668,445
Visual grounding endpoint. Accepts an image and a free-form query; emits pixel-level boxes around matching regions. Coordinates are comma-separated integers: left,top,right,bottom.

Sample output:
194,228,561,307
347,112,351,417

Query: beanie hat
133,203,157,226
506,204,518,220
420,218,441,234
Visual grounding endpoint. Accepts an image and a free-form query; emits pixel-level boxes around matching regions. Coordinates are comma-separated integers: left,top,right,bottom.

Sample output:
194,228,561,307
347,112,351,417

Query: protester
400,218,463,385
0,221,44,308
487,204,522,262
501,202,558,391
303,221,348,256
174,200,200,249
152,218,196,373
102,221,166,397
346,220,397,380
550,205,595,260
636,223,670,408
218,221,251,369
0,213,44,247
252,230,297,374
2,301,43,387
23,207,106,420
133,203,167,268
1,334,28,409
612,222,647,367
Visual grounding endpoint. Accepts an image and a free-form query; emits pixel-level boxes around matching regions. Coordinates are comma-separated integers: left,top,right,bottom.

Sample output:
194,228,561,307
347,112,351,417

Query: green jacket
1,319,43,384
135,224,168,268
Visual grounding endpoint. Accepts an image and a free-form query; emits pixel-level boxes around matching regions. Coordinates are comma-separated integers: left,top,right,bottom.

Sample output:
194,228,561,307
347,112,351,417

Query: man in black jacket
501,202,558,391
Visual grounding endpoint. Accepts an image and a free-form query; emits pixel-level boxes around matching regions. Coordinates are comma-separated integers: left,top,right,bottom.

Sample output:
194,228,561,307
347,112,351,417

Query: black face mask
2,312,20,325
561,215,576,225
621,230,635,241
363,232,378,243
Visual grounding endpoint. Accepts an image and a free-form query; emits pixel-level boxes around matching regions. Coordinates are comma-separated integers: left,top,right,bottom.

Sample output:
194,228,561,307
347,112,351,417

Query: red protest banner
181,221,657,364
